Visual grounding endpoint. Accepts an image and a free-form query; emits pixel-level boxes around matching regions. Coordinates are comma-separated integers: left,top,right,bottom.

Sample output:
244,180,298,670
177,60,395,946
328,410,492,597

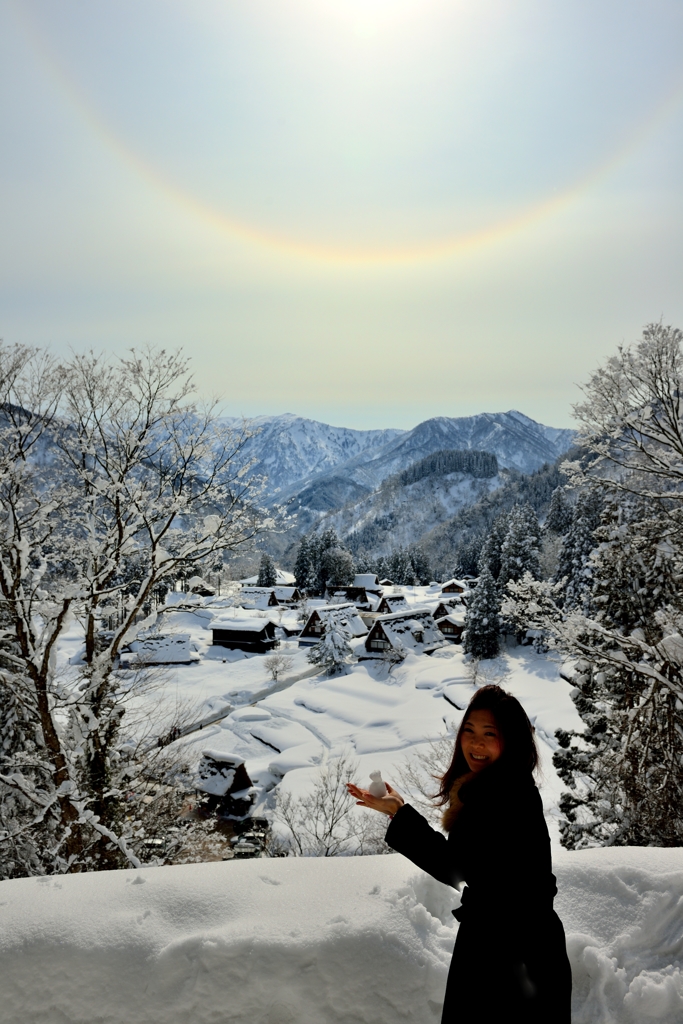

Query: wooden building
187,575,216,597
299,603,368,646
434,612,465,642
272,586,303,605
441,578,468,595
239,587,280,608
364,608,447,657
432,599,461,622
376,594,409,615
195,750,254,818
119,632,199,666
212,618,278,653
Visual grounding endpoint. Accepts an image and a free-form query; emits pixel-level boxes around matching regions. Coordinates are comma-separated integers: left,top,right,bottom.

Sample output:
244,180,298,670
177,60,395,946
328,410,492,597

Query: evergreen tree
293,537,312,589
477,511,509,580
321,546,355,588
555,489,602,610
409,548,432,585
553,497,683,847
498,504,541,587
257,552,278,587
311,527,343,593
505,326,683,849
544,487,572,535
307,620,353,675
463,567,501,659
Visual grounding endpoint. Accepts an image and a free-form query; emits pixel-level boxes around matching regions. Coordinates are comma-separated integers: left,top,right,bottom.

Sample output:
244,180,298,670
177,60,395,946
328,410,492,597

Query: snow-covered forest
2,325,683,1023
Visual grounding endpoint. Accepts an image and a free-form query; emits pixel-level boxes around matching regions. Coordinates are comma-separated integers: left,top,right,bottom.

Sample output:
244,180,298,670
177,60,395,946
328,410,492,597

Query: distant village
119,563,474,669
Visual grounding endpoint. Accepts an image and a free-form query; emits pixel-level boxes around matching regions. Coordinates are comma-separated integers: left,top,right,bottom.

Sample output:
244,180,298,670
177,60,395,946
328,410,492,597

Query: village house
195,750,254,819
375,593,409,615
239,587,280,608
237,586,303,609
298,603,368,646
440,578,468,595
272,586,303,605
364,608,447,657
186,575,216,597
240,569,296,586
325,573,383,609
212,618,279,653
431,599,462,621
434,612,466,642
119,632,200,667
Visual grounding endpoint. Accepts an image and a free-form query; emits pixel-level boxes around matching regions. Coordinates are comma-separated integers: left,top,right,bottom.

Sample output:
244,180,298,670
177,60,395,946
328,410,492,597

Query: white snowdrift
1,848,682,1024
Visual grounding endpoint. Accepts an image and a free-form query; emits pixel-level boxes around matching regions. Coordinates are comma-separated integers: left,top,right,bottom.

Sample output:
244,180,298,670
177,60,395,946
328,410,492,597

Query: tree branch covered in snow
503,323,683,848
0,343,266,876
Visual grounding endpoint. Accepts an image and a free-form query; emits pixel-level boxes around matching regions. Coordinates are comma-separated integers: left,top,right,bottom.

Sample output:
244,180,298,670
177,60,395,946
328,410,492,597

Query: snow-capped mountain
325,411,575,492
224,414,404,495
231,410,574,509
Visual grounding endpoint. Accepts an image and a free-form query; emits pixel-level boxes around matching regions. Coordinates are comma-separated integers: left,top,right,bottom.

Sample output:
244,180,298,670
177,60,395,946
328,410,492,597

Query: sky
1,0,683,430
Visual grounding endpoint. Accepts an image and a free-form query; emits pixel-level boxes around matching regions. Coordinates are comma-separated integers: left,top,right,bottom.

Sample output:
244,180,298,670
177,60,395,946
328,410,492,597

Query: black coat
385,765,572,1024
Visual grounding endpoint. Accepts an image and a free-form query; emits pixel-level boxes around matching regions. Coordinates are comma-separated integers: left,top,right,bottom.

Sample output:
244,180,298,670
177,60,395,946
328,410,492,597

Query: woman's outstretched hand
346,781,404,817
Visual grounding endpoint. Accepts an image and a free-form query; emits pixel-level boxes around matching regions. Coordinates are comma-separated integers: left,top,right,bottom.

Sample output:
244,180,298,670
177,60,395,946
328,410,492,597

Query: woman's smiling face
460,709,504,772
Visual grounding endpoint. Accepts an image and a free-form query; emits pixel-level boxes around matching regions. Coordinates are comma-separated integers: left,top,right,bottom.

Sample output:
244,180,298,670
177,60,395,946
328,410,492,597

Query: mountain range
228,410,575,511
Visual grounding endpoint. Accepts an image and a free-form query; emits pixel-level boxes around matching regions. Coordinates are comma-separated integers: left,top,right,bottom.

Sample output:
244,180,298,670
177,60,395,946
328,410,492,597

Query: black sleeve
385,804,463,888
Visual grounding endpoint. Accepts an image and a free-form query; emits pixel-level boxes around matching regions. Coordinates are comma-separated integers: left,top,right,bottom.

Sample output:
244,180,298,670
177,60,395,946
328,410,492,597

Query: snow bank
1,847,682,1024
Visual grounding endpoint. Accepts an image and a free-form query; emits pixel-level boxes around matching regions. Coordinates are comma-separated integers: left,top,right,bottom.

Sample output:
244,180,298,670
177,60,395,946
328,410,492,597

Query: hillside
230,411,574,510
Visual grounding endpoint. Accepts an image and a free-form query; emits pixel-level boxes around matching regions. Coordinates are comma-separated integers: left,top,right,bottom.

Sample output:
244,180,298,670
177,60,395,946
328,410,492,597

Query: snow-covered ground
56,585,582,842
2,848,682,1024
26,584,680,1023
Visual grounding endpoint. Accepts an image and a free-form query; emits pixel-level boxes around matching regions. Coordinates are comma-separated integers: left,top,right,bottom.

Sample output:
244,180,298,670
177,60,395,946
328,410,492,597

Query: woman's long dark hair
437,684,538,804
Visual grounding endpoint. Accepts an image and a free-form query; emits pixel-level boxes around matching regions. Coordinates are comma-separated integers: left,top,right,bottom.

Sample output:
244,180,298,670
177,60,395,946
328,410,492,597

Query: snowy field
54,584,584,844
3,584,679,1022
1,848,682,1024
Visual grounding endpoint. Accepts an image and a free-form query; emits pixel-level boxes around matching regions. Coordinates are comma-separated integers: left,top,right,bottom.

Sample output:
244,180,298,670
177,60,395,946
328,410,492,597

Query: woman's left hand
346,781,404,817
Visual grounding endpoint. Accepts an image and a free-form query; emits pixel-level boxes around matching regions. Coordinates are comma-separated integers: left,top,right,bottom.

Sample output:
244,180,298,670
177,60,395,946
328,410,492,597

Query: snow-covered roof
122,633,198,665
187,575,215,594
303,603,368,639
196,751,249,796
201,749,245,766
353,573,381,590
211,617,271,633
440,578,468,591
368,607,446,654
240,569,295,585
436,613,466,628
273,587,300,600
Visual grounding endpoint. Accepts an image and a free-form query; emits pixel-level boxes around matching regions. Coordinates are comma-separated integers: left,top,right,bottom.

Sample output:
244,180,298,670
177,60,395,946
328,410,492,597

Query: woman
347,684,572,1024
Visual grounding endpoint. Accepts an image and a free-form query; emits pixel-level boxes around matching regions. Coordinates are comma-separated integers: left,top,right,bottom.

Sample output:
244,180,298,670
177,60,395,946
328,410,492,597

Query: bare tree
264,651,294,682
273,754,389,856
0,344,265,874
396,736,455,827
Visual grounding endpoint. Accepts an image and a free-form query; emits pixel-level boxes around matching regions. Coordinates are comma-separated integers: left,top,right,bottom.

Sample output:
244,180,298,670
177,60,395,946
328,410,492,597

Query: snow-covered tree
321,546,355,589
498,503,541,587
544,487,573,535
477,511,509,580
293,536,312,589
463,566,501,660
306,527,350,594
555,488,603,611
257,552,277,587
505,323,683,849
307,618,353,675
0,344,264,875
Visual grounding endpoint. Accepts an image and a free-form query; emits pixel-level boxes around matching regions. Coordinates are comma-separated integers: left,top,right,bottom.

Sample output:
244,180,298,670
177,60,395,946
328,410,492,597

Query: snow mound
1,848,682,1023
